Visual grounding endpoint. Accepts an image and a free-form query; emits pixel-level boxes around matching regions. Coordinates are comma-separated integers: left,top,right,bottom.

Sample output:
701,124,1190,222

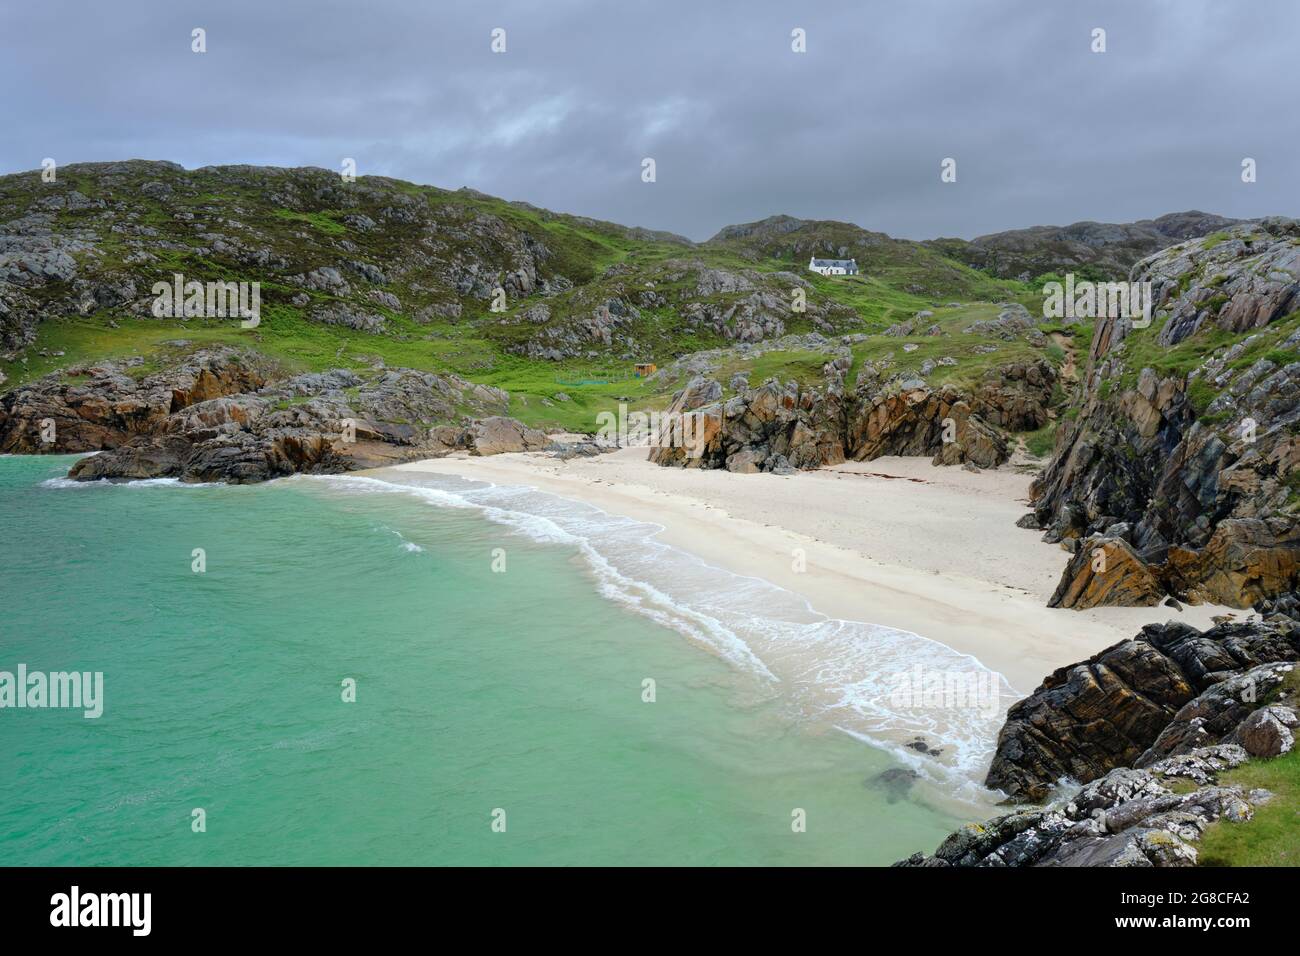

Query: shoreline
372,448,1236,697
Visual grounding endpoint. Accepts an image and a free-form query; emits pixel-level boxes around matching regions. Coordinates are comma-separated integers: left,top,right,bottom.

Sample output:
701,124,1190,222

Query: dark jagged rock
1032,219,1300,609
901,604,1300,866
985,613,1299,803
1048,533,1166,608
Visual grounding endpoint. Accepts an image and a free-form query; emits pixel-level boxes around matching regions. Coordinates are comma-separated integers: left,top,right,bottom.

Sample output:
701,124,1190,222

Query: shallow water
0,455,983,865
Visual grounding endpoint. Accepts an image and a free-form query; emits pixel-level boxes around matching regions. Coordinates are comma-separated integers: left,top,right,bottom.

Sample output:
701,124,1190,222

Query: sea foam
309,472,1017,800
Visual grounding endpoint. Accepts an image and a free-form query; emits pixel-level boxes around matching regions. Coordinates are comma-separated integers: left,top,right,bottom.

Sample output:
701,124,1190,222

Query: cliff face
1032,219,1300,609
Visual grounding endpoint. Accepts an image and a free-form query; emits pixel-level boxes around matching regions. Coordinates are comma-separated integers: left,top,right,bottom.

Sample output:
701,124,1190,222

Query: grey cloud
1,0,1295,240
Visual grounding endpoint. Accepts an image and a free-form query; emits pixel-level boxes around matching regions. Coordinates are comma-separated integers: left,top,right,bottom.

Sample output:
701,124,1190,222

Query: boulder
1224,704,1297,758
467,416,548,456
1049,534,1166,608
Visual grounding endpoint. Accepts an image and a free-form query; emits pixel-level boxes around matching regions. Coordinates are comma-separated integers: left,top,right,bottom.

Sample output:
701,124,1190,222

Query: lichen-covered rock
1142,218,1300,346
1224,703,1298,758
902,603,1300,868
897,746,1256,867
1137,663,1296,765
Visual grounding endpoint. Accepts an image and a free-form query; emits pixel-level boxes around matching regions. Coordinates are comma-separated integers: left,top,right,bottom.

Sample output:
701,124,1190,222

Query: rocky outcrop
897,746,1262,867
1143,218,1300,346
1138,661,1298,765
466,416,548,456
1165,518,1300,607
0,349,271,453
901,599,1300,867
508,259,860,360
985,614,1299,802
0,346,544,483
649,374,1019,474
1031,219,1300,609
846,383,1008,469
648,377,845,473
971,358,1057,431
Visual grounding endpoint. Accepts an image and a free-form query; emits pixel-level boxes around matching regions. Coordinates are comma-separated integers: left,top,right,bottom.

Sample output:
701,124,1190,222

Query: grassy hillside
0,162,1087,433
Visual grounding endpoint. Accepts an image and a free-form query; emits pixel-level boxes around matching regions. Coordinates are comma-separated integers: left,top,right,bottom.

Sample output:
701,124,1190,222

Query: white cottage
808,256,859,276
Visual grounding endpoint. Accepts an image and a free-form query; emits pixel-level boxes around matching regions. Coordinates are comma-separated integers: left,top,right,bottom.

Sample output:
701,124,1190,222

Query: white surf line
310,470,1015,800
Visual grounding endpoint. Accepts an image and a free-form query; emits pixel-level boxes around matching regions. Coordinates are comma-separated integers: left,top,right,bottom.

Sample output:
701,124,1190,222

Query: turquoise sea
0,454,990,865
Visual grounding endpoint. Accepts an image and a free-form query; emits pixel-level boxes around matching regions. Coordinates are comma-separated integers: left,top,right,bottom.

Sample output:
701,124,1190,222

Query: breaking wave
307,471,1017,800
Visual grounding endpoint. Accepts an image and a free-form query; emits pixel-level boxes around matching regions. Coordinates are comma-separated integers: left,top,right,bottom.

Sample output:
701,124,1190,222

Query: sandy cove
374,448,1235,696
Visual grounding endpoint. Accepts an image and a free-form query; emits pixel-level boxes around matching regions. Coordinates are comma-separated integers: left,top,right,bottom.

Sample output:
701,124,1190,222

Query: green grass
14,160,1277,445
0,310,667,434
1197,748,1300,866
271,208,347,235
843,302,1056,390
1198,670,1300,866
715,349,832,390
1110,309,1300,413
1265,348,1300,367
1023,422,1058,458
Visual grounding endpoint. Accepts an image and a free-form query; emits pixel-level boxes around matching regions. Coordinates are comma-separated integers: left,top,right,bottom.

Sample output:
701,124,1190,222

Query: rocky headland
898,594,1300,867
1030,218,1300,609
0,346,551,482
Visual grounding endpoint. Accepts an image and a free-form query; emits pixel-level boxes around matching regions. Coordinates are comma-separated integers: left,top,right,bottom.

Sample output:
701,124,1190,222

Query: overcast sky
1,0,1295,241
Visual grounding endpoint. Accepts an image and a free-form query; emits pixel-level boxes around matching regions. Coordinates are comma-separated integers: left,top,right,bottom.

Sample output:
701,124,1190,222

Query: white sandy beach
375,448,1235,696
